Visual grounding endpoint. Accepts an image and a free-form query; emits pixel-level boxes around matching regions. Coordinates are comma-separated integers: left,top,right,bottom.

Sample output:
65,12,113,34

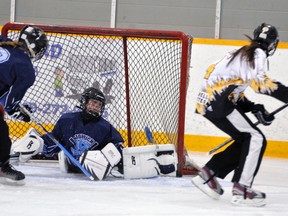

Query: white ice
1,152,288,216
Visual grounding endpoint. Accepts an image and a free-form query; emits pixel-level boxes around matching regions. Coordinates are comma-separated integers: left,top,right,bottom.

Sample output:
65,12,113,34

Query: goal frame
1,22,192,176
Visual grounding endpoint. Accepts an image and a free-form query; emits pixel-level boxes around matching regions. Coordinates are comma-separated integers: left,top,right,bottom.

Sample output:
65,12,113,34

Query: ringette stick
144,126,155,144
208,103,288,155
19,104,95,180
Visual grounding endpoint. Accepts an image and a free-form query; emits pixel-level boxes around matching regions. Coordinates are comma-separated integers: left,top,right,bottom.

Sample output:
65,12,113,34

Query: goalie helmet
18,25,48,61
253,23,279,56
79,87,106,120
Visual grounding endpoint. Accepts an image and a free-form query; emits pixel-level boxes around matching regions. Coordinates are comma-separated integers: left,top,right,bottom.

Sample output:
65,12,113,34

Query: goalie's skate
0,162,25,186
231,182,266,207
191,166,224,200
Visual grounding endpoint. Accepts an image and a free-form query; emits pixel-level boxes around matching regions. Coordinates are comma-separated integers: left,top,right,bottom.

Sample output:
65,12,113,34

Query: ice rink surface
1,152,288,216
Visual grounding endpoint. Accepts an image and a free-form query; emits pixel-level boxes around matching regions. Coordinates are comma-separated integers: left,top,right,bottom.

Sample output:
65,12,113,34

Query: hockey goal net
2,22,192,176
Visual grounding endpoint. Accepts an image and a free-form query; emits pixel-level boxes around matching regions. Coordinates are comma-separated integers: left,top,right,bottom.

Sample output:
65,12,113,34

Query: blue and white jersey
0,36,35,112
42,112,124,159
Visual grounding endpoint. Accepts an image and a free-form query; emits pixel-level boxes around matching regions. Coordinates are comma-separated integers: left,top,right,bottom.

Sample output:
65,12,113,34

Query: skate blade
191,176,221,200
231,195,266,207
0,177,26,186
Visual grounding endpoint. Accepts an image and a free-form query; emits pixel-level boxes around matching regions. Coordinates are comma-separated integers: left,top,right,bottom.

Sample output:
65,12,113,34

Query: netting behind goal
2,22,192,176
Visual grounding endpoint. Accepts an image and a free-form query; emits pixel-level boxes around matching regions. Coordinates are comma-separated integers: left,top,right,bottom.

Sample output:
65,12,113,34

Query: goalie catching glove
252,104,275,126
11,128,44,162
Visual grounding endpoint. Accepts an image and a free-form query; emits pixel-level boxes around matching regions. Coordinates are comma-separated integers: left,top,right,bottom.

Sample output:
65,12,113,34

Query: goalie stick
208,102,288,155
19,104,95,180
144,126,200,173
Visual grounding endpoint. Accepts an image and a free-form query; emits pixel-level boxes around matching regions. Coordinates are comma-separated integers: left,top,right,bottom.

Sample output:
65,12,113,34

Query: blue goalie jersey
42,112,124,159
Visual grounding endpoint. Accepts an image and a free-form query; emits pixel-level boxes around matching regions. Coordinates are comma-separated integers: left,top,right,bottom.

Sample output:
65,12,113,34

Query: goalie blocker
11,128,44,163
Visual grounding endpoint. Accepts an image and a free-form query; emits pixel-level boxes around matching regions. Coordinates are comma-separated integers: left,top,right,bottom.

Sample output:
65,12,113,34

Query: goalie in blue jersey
12,87,125,180
0,25,48,185
44,87,125,175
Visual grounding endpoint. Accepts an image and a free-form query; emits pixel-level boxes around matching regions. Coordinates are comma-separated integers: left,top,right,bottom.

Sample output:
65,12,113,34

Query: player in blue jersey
43,87,124,174
12,87,124,180
0,25,48,185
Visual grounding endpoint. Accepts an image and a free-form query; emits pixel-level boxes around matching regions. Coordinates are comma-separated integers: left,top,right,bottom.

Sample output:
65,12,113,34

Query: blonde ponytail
0,41,19,48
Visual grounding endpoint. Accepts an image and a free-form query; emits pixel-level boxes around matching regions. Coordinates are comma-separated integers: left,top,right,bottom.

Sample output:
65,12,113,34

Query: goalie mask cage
2,22,192,176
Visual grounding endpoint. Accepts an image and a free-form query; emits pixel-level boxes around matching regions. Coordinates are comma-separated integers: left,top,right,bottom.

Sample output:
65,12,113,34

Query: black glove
7,104,32,122
252,104,275,126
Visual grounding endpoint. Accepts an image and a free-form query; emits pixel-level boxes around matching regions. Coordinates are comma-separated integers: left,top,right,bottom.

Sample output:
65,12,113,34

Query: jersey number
204,63,216,79
0,47,11,63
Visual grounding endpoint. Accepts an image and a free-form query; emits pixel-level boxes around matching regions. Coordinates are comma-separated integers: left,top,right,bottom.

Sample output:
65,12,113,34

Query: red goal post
2,22,193,176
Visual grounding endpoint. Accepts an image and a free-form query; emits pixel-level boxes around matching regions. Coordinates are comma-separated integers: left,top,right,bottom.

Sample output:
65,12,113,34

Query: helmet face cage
18,25,48,61
80,87,106,119
253,23,279,56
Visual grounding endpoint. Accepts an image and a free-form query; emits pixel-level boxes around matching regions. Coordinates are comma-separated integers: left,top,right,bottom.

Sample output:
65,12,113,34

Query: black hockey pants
204,107,267,187
0,114,12,164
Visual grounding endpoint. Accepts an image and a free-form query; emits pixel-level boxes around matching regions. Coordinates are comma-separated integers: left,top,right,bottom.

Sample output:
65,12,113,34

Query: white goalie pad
101,143,122,167
123,144,178,179
79,150,110,180
11,128,44,162
78,143,122,180
156,144,178,176
58,151,69,173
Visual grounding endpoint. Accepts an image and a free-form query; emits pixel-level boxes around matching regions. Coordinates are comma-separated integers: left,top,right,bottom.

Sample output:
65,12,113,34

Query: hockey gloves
7,104,32,122
252,104,275,126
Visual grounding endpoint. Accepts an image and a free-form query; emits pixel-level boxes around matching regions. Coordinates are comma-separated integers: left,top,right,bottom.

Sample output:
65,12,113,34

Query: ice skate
0,161,25,185
231,182,266,207
191,166,224,200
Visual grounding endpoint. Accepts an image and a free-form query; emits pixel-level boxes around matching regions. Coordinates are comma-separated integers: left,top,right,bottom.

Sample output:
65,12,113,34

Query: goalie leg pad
123,145,178,179
156,144,178,176
58,151,82,173
11,128,44,162
101,143,122,167
61,144,122,180
149,155,176,175
123,145,159,179
156,144,177,157
58,151,69,173
79,150,111,180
